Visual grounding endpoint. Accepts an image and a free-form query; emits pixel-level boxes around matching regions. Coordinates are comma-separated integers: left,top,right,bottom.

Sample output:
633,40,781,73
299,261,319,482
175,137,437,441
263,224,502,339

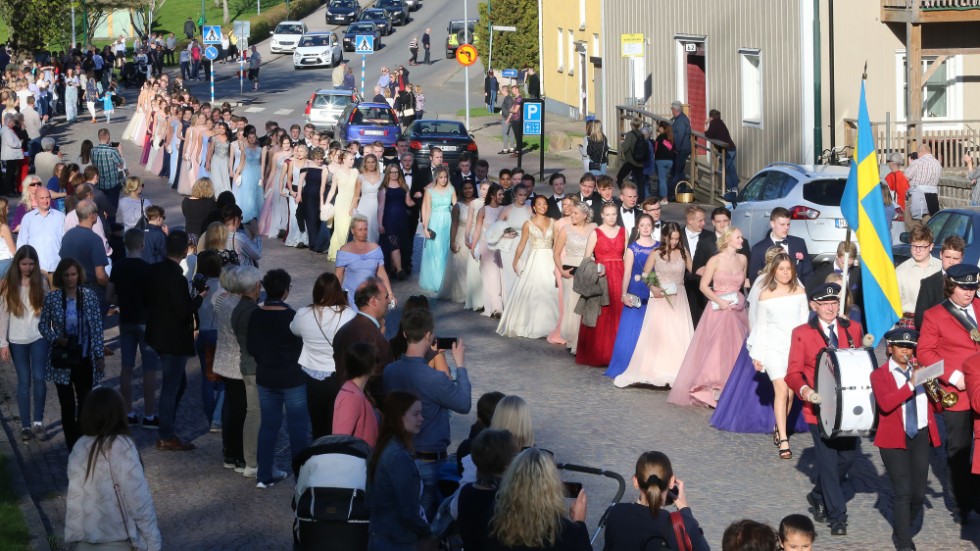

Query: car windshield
449,21,476,33
379,0,403,6
330,0,356,6
299,35,330,47
349,23,376,33
352,107,396,125
414,122,467,135
275,24,304,35
802,178,847,206
362,10,385,18
313,94,352,109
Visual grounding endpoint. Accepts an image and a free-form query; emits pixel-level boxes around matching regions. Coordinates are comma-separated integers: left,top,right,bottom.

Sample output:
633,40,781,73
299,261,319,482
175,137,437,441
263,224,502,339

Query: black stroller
121,62,145,88
292,435,372,551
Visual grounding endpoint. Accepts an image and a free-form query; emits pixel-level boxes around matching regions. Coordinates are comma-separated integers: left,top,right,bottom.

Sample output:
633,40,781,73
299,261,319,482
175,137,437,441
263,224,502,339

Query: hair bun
645,473,667,491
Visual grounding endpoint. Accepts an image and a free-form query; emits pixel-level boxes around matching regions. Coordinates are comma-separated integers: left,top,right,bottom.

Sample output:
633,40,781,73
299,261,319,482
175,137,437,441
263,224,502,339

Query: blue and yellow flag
840,81,901,346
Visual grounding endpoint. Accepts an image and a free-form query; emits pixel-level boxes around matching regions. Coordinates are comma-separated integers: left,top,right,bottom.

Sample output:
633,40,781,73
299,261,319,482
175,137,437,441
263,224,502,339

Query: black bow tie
775,239,787,246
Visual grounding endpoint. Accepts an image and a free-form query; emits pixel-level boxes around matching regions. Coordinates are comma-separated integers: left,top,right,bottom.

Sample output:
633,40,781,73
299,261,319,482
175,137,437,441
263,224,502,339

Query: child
414,84,425,120
778,514,815,551
101,82,116,123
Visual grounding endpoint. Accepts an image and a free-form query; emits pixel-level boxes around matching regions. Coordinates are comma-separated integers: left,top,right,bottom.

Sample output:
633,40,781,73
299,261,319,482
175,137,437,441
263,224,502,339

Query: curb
0,416,54,551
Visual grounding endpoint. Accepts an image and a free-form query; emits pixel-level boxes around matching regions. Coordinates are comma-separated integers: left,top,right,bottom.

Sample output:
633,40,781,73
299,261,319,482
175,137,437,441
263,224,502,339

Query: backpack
631,130,650,164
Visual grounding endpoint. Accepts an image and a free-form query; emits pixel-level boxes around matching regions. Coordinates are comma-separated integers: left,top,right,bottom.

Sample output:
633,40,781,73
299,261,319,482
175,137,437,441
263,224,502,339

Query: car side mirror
270,31,274,36
899,231,910,244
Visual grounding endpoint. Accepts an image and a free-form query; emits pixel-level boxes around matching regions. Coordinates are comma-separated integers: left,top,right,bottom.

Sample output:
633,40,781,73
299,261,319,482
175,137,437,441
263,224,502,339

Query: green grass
455,107,495,117
0,455,31,551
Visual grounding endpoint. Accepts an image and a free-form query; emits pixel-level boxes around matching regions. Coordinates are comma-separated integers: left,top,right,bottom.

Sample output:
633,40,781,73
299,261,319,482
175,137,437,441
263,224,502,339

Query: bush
249,0,321,44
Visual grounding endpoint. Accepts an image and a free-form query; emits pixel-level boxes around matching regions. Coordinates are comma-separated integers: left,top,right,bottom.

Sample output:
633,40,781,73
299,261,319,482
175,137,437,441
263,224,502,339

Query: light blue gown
237,145,263,222
197,134,211,178
337,247,384,306
419,187,453,293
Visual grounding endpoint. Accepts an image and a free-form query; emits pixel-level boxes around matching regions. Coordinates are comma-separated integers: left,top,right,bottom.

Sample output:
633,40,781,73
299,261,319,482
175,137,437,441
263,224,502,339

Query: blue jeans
722,149,739,195
195,330,222,425
0,258,12,278
256,383,310,483
119,323,159,414
10,338,49,428
157,354,189,440
414,457,456,521
671,150,691,193
655,159,673,200
487,90,497,113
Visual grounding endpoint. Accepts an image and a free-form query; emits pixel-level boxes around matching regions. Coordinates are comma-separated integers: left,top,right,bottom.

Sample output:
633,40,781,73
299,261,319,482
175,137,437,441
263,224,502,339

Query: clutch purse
427,229,437,239
623,293,643,308
711,292,739,311
319,203,336,222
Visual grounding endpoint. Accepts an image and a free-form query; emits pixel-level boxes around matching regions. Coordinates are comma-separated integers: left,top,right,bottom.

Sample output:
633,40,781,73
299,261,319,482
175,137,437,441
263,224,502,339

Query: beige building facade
539,0,603,119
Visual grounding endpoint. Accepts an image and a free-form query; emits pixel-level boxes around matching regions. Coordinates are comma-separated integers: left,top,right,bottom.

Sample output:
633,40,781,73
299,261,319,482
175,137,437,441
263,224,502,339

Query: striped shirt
904,153,942,192
90,144,124,190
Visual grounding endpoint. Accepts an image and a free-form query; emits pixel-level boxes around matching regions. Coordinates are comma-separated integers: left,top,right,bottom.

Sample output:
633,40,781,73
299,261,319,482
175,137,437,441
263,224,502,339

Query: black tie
961,307,977,330
775,239,787,247
827,323,839,348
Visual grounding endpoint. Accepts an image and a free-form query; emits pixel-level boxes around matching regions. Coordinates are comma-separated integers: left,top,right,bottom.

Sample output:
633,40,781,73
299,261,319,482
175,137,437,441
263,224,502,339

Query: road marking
244,107,265,113
273,109,294,115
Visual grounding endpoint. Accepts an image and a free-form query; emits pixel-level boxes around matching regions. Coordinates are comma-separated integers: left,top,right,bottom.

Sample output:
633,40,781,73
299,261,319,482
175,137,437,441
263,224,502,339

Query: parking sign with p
523,101,542,136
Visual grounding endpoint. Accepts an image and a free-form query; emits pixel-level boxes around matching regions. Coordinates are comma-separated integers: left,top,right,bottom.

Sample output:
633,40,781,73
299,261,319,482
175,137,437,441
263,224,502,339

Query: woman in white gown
497,196,560,338
355,154,382,242
462,181,489,311
552,200,595,354
496,184,532,304
283,144,309,248
441,180,477,303
470,184,506,318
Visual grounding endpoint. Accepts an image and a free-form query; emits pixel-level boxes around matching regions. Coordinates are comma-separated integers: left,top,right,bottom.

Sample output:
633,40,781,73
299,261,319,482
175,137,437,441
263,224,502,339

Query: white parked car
293,32,342,69
270,21,307,54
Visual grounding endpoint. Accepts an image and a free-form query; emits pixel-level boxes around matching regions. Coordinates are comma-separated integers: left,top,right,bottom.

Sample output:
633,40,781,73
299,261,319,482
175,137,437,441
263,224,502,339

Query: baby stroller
121,62,145,88
292,435,372,551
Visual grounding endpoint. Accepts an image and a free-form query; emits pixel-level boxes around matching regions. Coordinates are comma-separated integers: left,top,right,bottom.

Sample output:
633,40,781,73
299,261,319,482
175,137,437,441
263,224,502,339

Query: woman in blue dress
233,129,263,223
378,164,412,278
419,166,456,293
605,214,657,378
336,214,394,307
197,121,212,178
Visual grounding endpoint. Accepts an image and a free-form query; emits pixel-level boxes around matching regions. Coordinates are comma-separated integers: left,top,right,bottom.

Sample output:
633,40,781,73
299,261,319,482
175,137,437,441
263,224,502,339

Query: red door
686,53,706,147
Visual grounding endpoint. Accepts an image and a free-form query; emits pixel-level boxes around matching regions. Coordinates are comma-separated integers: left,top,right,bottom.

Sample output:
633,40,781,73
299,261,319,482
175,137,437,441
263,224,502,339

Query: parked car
358,8,394,36
325,0,361,25
343,22,383,52
305,89,360,133
335,102,402,150
270,21,307,54
376,0,409,25
446,18,478,58
729,163,894,264
403,0,420,10
892,207,980,265
292,32,342,69
405,120,478,168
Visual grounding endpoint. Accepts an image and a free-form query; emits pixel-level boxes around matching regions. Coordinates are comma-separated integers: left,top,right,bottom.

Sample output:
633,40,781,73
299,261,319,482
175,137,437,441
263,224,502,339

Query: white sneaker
242,466,258,478
256,470,288,489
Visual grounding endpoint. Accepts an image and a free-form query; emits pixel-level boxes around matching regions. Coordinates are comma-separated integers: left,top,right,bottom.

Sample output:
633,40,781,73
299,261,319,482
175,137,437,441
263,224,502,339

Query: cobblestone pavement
2,106,980,551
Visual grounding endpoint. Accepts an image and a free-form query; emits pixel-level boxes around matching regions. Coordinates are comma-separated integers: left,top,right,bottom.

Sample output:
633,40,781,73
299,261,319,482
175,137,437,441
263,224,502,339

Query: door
578,48,587,118
686,50,706,149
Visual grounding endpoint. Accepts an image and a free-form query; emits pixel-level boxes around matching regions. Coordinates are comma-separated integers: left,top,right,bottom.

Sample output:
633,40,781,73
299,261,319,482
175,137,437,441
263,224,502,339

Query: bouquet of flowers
636,271,673,307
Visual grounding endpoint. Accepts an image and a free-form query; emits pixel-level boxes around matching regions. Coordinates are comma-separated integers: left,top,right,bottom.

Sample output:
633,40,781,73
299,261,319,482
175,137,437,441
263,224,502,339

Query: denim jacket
368,440,430,546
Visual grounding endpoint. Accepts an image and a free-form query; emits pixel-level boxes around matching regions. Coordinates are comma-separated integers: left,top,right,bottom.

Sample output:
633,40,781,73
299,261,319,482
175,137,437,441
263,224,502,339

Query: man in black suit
388,137,410,169
748,207,814,285
498,169,515,206
145,230,204,452
810,241,863,318
474,159,491,188
914,235,965,330
450,152,475,196
333,277,394,410
545,173,567,220
577,173,598,208
679,206,714,327
617,182,640,241
406,148,442,274
591,176,621,223
631,198,665,244
692,206,751,277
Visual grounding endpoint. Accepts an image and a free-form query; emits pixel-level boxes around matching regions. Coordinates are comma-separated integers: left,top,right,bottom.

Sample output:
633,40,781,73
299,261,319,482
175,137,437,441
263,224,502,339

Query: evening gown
499,205,532,303
168,119,184,186
176,126,196,194
210,140,232,196
460,202,484,311
667,270,749,407
355,174,381,243
260,156,290,238
546,217,571,345
148,118,166,175
711,290,809,433
614,253,694,388
478,205,504,317
284,163,308,248
197,134,211,178
302,166,331,253
328,169,360,262
605,241,656,378
337,247,384,306
419,187,453,293
440,202,469,303
496,221,560,338
236,145,263,222
380,184,408,269
559,227,588,354
576,227,626,367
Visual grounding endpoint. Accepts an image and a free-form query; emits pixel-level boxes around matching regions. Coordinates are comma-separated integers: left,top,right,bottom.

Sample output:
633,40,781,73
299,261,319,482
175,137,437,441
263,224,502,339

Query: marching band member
784,283,864,536
917,263,978,525
870,329,940,551
963,351,980,489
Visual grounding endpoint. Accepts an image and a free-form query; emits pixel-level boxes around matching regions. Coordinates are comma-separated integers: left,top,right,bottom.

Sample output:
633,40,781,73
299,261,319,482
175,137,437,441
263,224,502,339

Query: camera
664,485,679,506
191,273,209,294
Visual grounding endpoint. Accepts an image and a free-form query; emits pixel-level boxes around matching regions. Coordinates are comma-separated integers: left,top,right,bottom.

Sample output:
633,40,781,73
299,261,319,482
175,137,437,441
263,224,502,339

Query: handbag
320,202,336,222
401,108,415,118
670,511,693,551
133,198,149,231
51,292,85,370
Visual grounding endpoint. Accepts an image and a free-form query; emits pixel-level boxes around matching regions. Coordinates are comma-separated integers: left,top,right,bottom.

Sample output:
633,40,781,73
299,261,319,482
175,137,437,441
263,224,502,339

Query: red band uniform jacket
869,361,941,449
958,352,980,474
786,318,865,425
917,299,977,414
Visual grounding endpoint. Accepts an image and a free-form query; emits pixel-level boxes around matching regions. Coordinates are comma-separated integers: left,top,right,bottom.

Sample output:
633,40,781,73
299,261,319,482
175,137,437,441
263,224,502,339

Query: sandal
778,440,792,460
773,424,779,447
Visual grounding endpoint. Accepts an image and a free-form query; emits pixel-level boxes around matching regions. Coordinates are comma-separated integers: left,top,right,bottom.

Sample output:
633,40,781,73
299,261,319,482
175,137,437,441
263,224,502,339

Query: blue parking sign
523,101,542,136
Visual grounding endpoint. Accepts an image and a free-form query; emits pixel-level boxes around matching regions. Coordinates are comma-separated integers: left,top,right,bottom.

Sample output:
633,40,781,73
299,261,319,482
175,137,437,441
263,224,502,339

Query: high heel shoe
778,439,792,460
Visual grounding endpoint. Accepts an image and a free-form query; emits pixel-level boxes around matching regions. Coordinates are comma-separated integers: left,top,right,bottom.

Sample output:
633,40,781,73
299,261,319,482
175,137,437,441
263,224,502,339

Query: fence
843,118,980,172
615,104,731,204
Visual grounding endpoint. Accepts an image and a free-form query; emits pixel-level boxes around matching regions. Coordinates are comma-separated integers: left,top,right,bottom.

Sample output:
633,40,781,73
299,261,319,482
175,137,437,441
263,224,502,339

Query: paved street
2,0,980,549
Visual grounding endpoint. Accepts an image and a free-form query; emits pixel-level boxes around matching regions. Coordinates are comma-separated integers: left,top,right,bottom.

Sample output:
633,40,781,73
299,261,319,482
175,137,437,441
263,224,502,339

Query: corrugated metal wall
602,0,806,180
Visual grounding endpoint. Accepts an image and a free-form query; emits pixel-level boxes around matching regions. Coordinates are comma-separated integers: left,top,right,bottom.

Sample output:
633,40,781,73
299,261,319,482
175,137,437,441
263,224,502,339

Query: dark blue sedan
343,22,382,52
892,207,980,265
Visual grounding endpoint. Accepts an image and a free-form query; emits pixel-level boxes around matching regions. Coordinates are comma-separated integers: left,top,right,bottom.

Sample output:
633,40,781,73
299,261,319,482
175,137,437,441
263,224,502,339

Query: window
760,172,796,201
896,54,960,120
568,30,575,75
738,172,768,202
592,33,600,57
556,28,563,72
739,49,762,126
802,178,848,206
579,0,586,29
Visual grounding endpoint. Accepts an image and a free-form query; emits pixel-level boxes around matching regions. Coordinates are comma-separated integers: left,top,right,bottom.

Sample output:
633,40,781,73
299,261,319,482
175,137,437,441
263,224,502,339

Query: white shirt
896,256,942,312
686,228,701,254
771,236,790,253
889,359,928,431
16,208,66,272
819,318,838,343
621,206,635,231
289,305,357,375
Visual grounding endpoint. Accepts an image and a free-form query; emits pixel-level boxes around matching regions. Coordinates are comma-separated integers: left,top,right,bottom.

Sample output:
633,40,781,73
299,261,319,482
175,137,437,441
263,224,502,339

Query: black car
376,0,409,25
406,120,479,168
325,0,361,25
358,9,394,36
893,207,980,265
343,22,383,52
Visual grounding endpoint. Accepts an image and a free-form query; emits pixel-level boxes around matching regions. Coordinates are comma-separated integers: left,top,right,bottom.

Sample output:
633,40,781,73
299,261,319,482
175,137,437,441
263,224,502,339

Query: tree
475,0,538,73
82,0,145,46
0,0,72,51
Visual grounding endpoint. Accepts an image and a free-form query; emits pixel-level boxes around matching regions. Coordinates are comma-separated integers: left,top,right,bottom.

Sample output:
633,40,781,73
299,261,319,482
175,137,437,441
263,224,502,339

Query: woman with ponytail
602,451,710,551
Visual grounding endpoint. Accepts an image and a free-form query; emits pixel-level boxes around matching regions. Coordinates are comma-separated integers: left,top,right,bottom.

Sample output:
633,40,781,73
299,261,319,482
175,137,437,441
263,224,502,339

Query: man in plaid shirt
905,144,942,224
90,128,125,225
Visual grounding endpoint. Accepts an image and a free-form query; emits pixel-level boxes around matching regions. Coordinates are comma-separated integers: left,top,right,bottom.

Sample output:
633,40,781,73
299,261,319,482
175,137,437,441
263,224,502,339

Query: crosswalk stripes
244,107,265,113
273,109,294,115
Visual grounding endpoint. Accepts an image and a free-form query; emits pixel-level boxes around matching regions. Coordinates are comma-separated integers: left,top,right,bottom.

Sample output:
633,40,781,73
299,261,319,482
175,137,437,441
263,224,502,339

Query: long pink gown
667,269,749,407
546,217,571,345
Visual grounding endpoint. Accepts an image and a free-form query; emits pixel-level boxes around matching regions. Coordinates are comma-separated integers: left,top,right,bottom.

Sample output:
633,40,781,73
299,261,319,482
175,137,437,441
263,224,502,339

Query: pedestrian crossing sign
203,25,222,44
355,35,375,55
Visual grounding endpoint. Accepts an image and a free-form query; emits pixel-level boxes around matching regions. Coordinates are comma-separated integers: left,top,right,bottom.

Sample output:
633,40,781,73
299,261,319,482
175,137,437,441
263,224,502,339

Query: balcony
881,0,980,23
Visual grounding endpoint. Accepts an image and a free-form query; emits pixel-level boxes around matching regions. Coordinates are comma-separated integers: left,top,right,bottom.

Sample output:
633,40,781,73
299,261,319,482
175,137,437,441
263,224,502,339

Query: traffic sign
501,68,518,79
355,35,375,55
233,21,250,39
203,25,222,45
204,46,219,60
456,44,477,67
491,25,516,32
523,101,542,136
621,33,644,58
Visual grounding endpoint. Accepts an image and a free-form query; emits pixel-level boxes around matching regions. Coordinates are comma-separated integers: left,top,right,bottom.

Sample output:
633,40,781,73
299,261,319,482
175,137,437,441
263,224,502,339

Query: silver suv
305,89,359,133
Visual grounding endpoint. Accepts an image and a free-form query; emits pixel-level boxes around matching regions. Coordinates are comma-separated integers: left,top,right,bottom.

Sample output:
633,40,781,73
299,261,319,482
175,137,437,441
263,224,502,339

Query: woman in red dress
576,201,626,367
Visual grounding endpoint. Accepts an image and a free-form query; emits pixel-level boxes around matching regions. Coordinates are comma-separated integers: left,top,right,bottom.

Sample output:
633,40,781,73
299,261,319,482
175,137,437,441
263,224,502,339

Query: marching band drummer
784,283,864,537
917,263,978,525
870,329,940,551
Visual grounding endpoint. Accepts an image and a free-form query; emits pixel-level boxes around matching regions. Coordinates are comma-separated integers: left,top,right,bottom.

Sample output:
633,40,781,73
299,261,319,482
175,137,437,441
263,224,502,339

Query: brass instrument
910,358,960,409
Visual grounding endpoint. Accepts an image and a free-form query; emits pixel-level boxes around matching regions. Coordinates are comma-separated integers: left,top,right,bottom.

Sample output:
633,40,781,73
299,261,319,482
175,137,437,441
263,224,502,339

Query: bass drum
815,347,878,438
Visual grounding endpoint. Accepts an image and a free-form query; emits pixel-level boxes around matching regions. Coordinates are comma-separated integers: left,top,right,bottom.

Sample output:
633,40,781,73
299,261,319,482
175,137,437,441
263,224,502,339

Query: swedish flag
840,81,902,346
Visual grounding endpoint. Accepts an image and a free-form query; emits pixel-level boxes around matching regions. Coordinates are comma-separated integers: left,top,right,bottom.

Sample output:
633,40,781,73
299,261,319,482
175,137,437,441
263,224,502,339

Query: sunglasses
29,181,41,187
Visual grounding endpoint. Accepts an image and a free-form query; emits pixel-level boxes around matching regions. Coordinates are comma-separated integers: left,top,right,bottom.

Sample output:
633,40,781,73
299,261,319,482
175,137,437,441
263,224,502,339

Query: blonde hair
198,221,228,253
191,178,215,199
491,448,567,548
716,227,740,252
123,176,142,195
489,395,534,448
588,119,605,142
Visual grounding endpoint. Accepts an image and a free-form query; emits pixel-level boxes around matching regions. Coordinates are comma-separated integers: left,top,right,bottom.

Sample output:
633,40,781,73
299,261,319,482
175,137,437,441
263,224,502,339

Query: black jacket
748,234,814,285
145,258,202,356
915,270,945,330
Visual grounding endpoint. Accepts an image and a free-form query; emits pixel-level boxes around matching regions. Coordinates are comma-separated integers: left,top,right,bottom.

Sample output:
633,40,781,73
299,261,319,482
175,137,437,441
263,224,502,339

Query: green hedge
249,0,322,44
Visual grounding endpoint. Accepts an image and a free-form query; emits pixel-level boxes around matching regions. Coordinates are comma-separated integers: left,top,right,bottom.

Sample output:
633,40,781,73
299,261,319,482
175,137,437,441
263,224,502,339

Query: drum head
816,349,840,439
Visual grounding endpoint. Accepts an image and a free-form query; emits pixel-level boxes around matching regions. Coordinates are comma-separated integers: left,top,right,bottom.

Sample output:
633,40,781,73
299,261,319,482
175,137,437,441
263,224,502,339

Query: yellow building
539,0,602,119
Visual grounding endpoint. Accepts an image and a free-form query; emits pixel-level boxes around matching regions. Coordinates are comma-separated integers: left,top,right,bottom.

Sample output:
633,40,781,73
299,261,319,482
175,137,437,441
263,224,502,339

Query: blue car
892,207,980,265
336,102,402,150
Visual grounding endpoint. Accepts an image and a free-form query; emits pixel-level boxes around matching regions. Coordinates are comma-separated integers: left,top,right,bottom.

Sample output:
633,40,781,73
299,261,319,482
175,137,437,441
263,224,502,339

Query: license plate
440,145,458,152
364,130,385,136
835,218,848,228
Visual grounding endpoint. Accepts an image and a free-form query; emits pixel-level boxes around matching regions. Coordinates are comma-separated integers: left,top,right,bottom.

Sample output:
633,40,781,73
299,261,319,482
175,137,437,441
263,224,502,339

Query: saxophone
910,357,959,409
